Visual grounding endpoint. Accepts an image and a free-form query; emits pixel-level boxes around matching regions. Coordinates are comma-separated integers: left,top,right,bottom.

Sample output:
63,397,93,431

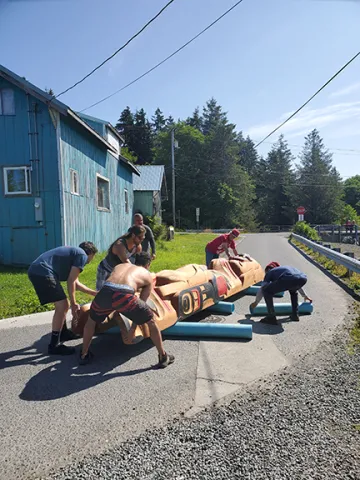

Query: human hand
71,303,81,319
250,302,258,311
304,296,312,303
152,254,156,260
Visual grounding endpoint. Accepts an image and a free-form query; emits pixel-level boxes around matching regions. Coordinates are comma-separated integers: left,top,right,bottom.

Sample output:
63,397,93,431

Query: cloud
245,101,360,140
329,82,360,98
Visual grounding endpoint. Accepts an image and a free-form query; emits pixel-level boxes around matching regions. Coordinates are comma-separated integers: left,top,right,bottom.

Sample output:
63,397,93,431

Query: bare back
107,263,152,292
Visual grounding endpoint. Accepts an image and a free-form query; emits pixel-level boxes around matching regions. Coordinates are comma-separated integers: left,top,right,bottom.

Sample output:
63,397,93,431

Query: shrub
144,215,167,241
293,221,320,241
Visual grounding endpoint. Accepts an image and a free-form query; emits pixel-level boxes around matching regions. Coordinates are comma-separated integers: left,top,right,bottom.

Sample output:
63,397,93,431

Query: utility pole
171,128,176,228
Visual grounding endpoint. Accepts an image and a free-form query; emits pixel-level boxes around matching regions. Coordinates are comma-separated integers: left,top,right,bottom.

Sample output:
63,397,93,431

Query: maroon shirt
206,234,236,254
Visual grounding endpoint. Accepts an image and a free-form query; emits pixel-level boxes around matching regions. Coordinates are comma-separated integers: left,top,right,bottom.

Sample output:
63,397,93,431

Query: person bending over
80,252,175,368
205,229,241,267
96,225,145,291
28,242,98,355
250,262,312,325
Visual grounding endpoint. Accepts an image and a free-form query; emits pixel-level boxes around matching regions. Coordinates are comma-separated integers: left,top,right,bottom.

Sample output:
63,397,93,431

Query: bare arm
67,267,81,317
112,241,132,264
76,280,97,296
139,272,153,302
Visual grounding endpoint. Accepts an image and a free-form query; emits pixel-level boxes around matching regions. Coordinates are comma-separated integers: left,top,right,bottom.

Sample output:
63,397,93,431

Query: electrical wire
53,0,176,99
255,50,360,148
79,0,245,112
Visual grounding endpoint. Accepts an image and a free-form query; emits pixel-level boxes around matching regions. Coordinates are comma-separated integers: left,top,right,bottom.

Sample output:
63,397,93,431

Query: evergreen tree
133,108,153,164
166,115,175,127
201,98,228,135
257,135,296,225
115,106,135,152
295,129,342,224
151,108,166,134
186,107,203,131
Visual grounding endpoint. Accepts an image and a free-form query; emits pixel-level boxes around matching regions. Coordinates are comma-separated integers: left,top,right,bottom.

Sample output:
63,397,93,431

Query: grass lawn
0,233,217,320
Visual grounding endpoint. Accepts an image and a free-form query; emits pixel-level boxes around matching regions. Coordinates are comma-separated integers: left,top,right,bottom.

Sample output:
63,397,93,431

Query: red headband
266,262,280,270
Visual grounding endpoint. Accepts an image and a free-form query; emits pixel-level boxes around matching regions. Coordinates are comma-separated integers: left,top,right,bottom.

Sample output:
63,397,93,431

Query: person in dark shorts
80,252,175,369
28,242,98,355
250,262,312,325
96,225,145,291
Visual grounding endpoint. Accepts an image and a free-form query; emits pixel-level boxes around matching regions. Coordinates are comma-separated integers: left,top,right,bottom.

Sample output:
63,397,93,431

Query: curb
289,239,360,302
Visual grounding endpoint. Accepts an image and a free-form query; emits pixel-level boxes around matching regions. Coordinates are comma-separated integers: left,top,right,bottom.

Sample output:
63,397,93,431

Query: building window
107,129,120,154
4,166,31,195
0,89,15,115
124,189,129,214
96,174,110,211
70,169,79,195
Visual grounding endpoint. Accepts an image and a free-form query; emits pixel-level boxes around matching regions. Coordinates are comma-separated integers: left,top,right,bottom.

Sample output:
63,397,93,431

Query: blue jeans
205,248,219,268
262,275,307,315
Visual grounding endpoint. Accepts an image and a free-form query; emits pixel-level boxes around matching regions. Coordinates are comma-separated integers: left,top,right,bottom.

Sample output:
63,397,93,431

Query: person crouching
250,262,312,325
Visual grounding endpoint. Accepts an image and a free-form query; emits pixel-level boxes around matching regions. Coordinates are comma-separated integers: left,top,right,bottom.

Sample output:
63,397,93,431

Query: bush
293,221,320,241
144,215,167,241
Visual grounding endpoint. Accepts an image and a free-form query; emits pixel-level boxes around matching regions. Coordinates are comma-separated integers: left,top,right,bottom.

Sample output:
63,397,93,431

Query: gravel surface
44,321,360,480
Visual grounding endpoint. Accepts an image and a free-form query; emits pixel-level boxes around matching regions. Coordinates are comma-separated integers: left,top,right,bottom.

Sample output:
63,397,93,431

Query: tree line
115,99,359,229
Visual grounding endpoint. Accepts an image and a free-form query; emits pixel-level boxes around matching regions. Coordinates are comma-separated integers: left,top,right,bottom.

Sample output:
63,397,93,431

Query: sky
0,0,359,178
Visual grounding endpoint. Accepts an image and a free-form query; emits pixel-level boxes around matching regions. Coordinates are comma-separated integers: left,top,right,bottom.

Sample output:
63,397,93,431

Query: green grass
0,233,217,320
290,237,360,349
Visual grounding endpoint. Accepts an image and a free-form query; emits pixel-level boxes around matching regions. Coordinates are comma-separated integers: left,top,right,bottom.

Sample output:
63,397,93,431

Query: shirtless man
80,252,175,368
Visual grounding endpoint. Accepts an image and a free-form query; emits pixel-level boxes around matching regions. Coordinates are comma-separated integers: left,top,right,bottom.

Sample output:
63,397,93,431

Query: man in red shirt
205,229,241,267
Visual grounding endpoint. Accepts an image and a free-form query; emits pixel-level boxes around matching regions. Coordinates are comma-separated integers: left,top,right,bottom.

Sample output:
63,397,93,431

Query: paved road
0,233,351,480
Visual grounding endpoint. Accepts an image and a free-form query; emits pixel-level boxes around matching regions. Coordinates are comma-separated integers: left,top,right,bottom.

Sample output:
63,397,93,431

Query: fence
292,233,360,275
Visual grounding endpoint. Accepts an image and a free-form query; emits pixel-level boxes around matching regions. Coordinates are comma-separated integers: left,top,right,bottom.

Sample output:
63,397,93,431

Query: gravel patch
43,322,359,480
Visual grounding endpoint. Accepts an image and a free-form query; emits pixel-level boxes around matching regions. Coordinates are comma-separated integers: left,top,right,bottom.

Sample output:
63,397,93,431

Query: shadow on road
0,332,154,402
238,315,296,335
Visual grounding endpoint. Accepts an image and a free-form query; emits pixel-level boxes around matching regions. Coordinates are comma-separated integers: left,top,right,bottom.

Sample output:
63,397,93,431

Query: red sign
297,206,306,215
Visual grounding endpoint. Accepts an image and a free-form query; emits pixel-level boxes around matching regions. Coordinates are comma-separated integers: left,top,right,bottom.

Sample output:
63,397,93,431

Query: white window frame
0,89,15,116
70,169,79,195
96,173,110,211
124,188,129,214
107,129,120,154
3,166,31,195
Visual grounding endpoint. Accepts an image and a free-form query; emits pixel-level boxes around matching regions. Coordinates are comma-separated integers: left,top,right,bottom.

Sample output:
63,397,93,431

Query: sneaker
48,344,75,356
79,350,94,366
60,328,79,342
260,315,278,325
290,313,300,322
157,352,175,369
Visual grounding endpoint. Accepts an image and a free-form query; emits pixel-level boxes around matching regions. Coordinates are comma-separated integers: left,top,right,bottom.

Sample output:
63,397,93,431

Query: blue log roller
245,285,284,297
206,301,235,314
163,322,252,339
250,302,313,317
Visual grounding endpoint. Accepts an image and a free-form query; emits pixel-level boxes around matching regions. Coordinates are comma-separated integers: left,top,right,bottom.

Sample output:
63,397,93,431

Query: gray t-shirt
28,246,87,281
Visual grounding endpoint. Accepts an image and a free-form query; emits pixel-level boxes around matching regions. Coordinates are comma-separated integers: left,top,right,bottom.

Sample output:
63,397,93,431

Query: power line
258,140,360,155
80,0,245,113
53,0,176,100
255,50,360,148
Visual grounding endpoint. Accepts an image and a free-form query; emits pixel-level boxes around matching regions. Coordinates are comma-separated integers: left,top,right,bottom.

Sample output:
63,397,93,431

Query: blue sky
1,0,359,178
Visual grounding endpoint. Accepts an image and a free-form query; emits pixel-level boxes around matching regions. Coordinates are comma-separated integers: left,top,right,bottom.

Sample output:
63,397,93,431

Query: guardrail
292,233,360,275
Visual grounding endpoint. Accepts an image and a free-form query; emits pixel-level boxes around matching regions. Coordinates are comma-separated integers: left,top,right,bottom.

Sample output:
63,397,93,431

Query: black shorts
89,282,154,325
28,274,67,305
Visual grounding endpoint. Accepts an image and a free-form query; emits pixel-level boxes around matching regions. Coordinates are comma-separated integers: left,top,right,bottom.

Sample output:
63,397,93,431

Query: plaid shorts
89,282,154,325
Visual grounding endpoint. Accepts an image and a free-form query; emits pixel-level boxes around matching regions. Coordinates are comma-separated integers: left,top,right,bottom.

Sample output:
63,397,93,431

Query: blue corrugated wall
0,78,62,265
60,116,133,253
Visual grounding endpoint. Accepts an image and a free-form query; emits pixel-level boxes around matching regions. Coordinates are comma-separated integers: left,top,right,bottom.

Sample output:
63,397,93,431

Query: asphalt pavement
0,233,351,480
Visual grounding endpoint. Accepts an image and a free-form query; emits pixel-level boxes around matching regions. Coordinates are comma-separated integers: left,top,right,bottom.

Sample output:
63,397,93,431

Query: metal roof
0,64,122,157
133,165,165,191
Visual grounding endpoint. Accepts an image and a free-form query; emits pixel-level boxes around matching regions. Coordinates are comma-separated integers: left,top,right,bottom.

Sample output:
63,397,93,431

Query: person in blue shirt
250,262,312,325
28,242,98,355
